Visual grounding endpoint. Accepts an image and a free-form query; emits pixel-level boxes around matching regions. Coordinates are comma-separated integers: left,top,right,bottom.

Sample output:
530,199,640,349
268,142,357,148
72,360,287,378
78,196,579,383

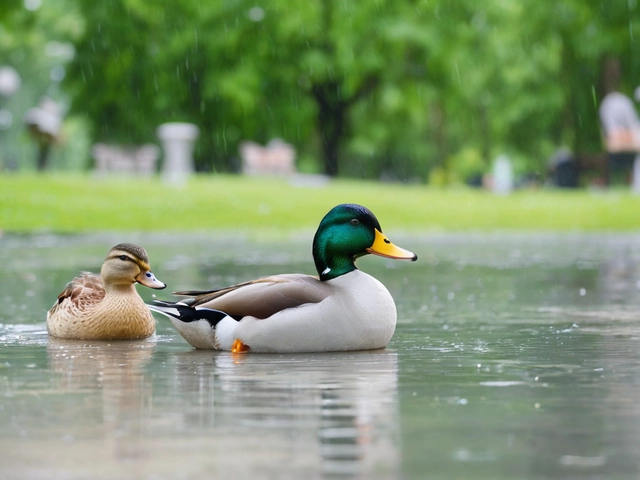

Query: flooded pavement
1,232,640,479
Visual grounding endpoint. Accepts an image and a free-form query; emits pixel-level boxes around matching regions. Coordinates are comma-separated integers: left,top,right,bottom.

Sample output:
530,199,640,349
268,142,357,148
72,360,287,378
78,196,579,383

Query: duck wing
173,273,331,320
49,272,105,314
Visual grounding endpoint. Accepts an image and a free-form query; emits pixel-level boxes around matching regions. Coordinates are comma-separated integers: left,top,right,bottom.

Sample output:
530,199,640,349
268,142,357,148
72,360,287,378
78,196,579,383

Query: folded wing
49,272,105,315
174,273,331,319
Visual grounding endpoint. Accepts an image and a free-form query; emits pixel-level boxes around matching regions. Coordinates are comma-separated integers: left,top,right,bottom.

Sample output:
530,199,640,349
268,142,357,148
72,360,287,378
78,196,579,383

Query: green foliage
4,0,640,179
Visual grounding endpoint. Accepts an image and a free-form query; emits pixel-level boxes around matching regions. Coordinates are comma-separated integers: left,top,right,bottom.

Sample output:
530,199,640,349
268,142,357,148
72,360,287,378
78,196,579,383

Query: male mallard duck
150,204,417,353
47,243,166,340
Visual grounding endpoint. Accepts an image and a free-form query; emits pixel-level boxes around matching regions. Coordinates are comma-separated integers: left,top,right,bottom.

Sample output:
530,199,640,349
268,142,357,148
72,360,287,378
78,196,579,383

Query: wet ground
1,232,640,479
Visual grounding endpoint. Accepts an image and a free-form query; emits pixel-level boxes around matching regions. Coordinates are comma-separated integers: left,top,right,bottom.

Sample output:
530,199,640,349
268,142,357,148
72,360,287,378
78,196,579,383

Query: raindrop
479,381,525,387
248,7,265,22
454,61,461,85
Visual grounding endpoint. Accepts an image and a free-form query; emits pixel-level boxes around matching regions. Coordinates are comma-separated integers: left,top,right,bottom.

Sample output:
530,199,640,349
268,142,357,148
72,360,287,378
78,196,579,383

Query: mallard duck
150,204,417,353
47,243,166,340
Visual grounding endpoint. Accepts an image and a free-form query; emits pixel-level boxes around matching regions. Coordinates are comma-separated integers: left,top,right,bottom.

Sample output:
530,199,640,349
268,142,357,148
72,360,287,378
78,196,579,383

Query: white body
162,270,398,353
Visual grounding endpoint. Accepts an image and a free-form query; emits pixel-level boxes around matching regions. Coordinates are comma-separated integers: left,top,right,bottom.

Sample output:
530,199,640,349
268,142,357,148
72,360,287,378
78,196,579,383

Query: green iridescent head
312,204,417,281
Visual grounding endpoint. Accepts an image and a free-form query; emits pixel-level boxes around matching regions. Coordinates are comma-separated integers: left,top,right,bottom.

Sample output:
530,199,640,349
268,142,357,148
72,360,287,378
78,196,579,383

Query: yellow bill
366,229,417,261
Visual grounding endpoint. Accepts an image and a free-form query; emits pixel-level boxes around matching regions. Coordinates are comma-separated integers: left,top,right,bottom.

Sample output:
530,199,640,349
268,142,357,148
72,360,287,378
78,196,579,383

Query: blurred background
0,0,639,187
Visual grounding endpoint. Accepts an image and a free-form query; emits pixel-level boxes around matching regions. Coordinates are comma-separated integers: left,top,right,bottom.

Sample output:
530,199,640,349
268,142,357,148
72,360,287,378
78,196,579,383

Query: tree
61,0,640,180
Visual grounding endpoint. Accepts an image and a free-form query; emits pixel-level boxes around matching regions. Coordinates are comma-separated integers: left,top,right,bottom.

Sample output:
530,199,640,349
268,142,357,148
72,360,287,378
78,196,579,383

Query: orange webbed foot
231,338,250,353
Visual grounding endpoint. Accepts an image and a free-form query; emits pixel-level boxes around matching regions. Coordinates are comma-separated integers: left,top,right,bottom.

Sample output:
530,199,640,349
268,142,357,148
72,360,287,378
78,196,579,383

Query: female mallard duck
150,204,417,353
47,243,166,340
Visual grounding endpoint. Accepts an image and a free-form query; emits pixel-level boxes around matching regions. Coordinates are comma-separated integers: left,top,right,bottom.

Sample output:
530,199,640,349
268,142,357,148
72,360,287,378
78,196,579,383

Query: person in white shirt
598,61,640,186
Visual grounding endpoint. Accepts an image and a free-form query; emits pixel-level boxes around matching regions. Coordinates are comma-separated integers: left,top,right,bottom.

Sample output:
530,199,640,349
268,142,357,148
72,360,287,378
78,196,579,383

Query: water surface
1,232,640,479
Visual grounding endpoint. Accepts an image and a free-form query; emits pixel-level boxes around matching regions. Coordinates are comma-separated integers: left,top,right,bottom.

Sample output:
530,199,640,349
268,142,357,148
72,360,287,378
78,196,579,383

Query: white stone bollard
492,154,513,195
157,122,199,185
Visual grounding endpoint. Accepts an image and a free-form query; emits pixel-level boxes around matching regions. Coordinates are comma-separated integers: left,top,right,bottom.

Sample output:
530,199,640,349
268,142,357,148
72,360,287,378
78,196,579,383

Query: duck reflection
44,340,399,478
204,350,400,478
46,337,156,460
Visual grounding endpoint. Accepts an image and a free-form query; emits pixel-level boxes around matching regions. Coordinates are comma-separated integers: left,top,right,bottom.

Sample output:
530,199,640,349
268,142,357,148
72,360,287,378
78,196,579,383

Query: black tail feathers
149,300,230,328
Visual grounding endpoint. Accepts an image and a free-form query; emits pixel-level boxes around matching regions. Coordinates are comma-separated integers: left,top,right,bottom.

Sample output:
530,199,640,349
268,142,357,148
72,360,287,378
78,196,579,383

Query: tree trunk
311,76,379,177
313,83,345,177
36,136,52,171
430,101,448,168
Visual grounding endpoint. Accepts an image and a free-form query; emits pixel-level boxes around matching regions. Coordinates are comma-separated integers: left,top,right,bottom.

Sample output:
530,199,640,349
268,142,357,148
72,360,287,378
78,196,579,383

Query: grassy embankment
2,173,640,233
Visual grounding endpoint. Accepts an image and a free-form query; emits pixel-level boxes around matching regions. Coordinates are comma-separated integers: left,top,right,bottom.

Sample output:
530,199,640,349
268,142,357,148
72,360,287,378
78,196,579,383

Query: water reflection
207,351,399,478
159,350,400,479
47,338,156,450
2,232,640,479
2,335,400,479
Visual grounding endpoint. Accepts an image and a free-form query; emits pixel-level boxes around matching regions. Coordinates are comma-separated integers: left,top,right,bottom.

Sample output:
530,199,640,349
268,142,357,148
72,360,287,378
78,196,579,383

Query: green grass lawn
2,172,640,233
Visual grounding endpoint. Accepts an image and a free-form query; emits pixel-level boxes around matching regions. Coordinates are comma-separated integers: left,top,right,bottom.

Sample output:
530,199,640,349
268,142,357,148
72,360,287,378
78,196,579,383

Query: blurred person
24,96,62,171
598,59,640,186
548,147,578,188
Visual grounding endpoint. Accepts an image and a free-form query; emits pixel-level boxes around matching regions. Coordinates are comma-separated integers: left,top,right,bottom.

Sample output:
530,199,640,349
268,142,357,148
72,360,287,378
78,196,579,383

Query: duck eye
119,255,128,261
350,219,360,226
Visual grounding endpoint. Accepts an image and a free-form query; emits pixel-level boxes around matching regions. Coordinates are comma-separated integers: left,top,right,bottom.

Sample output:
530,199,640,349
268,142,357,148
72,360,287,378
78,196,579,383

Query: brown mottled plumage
47,243,166,340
